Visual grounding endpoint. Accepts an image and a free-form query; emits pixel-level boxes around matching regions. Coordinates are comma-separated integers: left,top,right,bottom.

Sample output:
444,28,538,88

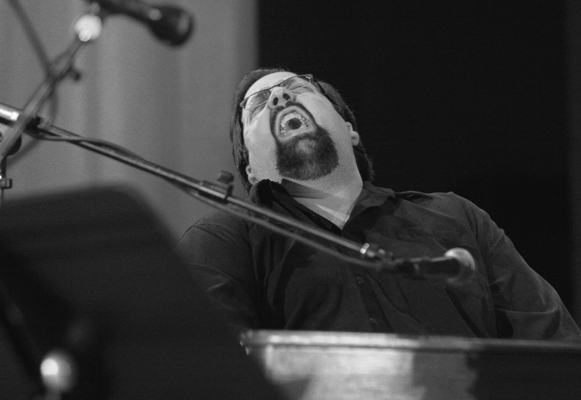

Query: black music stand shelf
0,185,283,400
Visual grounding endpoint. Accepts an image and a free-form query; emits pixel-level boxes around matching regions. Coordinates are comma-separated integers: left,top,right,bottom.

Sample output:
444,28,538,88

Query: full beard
275,125,339,181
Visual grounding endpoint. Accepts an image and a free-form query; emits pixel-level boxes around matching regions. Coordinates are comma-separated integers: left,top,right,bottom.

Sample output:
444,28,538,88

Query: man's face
241,72,360,185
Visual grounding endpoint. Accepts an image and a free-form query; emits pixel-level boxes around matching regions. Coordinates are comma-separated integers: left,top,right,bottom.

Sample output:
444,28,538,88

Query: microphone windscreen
444,248,476,285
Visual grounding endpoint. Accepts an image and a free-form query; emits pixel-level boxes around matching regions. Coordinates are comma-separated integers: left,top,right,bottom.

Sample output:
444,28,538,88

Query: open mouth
276,107,314,138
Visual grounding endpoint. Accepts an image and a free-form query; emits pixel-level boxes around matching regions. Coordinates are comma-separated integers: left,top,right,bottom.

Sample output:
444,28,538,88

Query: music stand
0,185,284,400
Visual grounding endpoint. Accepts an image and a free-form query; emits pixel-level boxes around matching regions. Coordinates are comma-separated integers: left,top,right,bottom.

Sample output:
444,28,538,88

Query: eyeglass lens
242,75,314,116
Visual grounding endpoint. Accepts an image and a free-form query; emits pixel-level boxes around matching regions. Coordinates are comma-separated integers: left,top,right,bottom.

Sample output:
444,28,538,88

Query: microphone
0,103,25,158
0,103,19,125
87,0,194,46
394,248,476,285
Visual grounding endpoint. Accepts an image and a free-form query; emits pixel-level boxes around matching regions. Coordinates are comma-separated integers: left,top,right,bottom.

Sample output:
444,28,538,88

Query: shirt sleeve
458,195,581,340
176,212,260,332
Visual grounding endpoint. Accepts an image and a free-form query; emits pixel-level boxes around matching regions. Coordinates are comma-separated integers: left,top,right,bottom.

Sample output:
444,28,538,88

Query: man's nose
267,86,296,109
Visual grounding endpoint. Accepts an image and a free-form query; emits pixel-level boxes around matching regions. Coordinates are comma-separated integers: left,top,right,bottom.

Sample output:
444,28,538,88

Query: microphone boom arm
25,118,388,270
20,117,476,284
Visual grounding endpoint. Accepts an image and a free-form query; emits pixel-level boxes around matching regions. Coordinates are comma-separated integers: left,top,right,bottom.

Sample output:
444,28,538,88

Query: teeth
280,111,309,136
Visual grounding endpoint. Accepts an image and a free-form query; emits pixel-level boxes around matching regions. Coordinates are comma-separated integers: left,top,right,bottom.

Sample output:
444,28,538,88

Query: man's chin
276,156,338,181
275,126,339,181
293,136,318,152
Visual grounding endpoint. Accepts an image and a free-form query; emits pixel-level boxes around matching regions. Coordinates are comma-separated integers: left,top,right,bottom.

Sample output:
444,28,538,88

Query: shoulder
392,188,477,213
400,189,484,211
363,182,478,215
387,188,491,230
189,209,249,230
397,189,463,204
178,210,251,251
395,189,502,247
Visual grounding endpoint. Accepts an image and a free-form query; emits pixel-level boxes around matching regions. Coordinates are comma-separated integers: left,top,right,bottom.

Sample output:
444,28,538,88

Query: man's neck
282,174,363,229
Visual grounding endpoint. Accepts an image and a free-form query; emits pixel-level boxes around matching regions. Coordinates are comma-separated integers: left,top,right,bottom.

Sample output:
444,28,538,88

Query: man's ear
346,122,360,145
246,165,259,185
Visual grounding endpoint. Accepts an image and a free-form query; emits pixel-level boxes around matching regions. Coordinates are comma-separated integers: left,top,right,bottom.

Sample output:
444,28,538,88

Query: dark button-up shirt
177,181,581,340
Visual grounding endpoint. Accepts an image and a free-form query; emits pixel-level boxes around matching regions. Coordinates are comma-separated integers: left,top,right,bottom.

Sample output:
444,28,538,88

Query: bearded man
177,69,581,340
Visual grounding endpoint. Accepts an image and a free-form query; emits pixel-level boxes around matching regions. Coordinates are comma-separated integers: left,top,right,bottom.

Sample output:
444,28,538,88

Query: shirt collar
250,180,395,210
349,182,395,218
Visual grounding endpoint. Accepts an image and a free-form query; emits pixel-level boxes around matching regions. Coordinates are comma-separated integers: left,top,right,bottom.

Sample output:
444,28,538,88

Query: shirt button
369,318,378,325
356,276,365,285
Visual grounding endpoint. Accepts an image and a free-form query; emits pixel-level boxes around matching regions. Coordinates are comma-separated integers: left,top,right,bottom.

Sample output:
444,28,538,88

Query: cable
6,0,64,163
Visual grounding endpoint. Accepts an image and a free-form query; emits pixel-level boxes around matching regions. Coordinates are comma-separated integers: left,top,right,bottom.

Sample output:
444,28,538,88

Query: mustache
269,101,315,135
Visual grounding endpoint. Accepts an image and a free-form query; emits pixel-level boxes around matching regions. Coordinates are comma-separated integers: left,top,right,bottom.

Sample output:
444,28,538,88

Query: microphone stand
0,7,105,400
0,5,102,205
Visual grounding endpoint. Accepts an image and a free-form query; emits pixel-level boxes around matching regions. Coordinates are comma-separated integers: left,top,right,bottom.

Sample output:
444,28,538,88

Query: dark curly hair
230,68,374,192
